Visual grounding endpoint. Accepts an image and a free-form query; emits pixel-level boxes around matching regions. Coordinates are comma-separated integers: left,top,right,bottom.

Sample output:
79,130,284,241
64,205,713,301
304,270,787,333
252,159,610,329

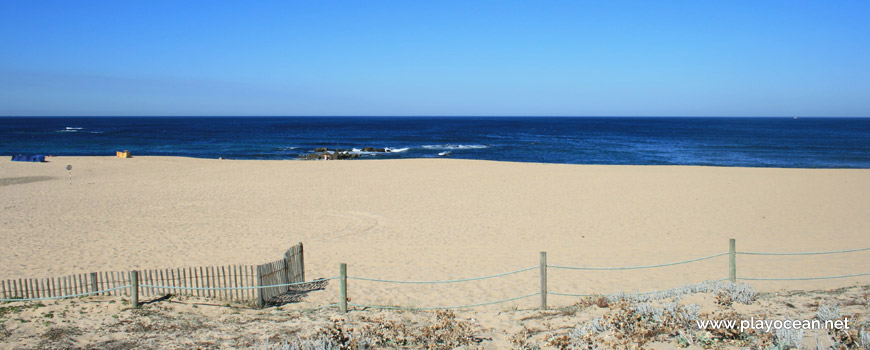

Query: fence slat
192,267,198,297
99,272,106,295
238,266,243,301
214,266,222,300
90,273,98,296
256,265,264,308
143,270,150,296
188,267,195,297
193,267,200,297
220,266,227,301
157,270,166,295
174,268,181,295
231,265,238,301
299,243,305,281
121,272,128,296
109,273,115,296
242,265,247,300
208,267,214,299
147,269,157,297
181,268,188,297
109,271,116,296
112,272,119,296
162,269,169,295
214,266,220,299
202,266,210,298
249,265,255,301
232,265,242,301
211,266,217,298
162,269,168,295
151,269,160,296
193,267,199,297
166,269,172,295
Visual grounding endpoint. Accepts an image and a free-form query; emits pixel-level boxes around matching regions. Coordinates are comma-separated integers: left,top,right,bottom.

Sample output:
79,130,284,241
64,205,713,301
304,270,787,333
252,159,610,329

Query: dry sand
2,156,870,311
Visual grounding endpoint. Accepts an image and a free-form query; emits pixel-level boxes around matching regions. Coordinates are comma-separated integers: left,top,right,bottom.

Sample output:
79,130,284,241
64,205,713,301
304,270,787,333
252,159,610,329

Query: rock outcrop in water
300,147,402,160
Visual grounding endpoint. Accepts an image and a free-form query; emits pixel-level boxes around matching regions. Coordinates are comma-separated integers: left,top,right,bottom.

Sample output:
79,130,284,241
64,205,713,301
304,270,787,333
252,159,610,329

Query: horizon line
2,115,867,118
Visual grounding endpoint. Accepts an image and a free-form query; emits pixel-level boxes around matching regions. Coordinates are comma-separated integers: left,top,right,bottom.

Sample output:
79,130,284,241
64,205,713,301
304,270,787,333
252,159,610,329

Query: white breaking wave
422,144,488,150
66,127,83,130
344,147,409,155
349,148,379,155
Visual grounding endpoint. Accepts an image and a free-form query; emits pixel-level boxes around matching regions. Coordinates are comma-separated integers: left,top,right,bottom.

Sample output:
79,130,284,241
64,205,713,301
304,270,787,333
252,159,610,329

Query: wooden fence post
299,242,305,282
90,273,98,295
256,265,265,309
131,271,139,308
540,252,548,310
340,263,347,313
729,238,736,283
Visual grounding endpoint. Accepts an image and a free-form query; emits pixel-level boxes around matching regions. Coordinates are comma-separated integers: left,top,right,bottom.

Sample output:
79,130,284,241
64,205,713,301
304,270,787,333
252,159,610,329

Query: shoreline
7,154,870,170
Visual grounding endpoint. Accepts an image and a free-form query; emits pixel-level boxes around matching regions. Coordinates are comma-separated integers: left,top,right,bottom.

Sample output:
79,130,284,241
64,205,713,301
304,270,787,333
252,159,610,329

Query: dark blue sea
2,117,870,168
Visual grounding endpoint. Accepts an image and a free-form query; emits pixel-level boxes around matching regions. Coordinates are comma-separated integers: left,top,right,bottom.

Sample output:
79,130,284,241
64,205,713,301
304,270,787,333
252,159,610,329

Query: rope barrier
347,266,537,284
0,286,132,302
738,272,870,281
140,276,339,291
548,252,728,271
347,292,540,310
737,247,870,256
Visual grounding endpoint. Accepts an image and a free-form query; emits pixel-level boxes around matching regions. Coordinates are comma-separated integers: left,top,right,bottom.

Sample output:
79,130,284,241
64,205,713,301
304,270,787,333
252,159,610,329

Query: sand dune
2,157,869,309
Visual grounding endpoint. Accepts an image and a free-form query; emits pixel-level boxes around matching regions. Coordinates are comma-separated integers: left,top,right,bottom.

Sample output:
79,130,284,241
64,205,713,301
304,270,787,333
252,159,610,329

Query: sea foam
422,144,488,150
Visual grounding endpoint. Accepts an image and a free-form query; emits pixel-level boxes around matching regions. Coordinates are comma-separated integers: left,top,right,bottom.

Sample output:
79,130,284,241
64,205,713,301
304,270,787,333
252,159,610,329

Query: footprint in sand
320,211,386,238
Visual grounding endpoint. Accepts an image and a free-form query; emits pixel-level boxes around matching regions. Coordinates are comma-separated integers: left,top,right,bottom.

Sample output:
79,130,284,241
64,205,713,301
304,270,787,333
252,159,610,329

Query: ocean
2,117,870,168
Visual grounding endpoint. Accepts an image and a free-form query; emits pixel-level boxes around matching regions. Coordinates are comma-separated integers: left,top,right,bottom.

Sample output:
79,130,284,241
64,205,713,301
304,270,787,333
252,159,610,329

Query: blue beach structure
11,154,46,162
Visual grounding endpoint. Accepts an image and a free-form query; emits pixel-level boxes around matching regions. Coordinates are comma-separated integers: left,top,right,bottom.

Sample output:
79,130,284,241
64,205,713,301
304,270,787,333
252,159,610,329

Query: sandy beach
3,156,870,348
2,156,869,310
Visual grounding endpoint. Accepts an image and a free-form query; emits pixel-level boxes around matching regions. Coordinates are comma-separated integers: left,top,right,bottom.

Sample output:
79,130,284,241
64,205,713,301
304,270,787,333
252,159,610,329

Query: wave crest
422,144,487,150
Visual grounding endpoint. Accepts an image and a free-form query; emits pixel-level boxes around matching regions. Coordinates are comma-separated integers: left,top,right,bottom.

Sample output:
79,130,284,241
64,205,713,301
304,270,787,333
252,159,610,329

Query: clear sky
1,1,868,117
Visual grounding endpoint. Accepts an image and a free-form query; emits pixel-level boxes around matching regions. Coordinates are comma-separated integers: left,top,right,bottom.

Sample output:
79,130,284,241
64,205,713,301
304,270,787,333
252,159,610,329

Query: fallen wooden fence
0,242,304,308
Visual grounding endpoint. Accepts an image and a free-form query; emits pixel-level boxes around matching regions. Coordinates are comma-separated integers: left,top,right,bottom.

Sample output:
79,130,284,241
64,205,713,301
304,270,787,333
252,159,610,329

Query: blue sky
1,1,868,116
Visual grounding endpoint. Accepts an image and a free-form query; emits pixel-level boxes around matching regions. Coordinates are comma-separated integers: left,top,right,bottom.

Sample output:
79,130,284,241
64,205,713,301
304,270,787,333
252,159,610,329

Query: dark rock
334,152,360,160
361,147,386,153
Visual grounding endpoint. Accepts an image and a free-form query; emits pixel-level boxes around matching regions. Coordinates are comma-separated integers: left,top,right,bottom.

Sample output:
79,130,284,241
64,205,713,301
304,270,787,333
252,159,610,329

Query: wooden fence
0,242,304,308
257,243,304,306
